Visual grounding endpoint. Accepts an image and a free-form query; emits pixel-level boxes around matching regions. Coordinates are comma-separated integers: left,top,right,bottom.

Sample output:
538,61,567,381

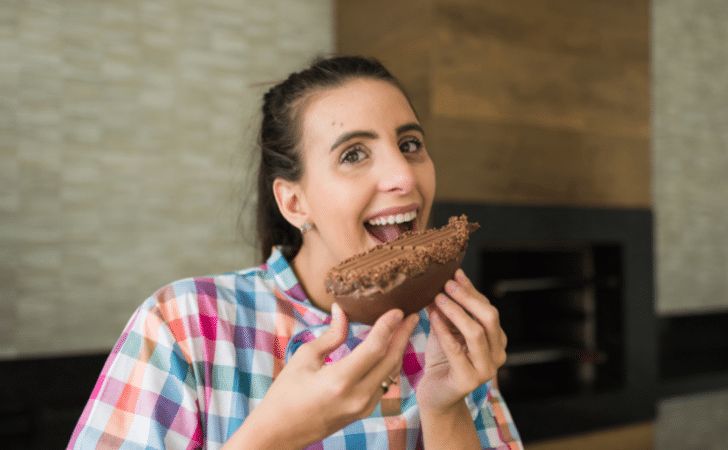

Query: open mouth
364,210,417,243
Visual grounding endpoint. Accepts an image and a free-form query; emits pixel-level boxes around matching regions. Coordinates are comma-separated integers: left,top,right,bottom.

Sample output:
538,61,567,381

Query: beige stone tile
18,243,60,270
15,297,58,331
653,0,728,313
0,161,19,213
6,0,332,357
8,213,62,242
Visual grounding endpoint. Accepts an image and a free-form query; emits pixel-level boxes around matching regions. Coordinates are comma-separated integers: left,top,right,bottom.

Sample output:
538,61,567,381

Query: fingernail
445,280,459,295
387,309,404,324
331,303,341,316
435,293,449,306
456,269,468,282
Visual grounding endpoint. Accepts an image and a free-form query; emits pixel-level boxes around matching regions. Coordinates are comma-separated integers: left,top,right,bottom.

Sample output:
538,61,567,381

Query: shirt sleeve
468,380,524,450
68,296,202,450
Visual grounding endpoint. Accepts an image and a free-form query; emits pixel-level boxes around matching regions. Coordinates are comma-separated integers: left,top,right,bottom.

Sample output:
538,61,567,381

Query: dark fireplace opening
432,202,655,442
476,243,624,400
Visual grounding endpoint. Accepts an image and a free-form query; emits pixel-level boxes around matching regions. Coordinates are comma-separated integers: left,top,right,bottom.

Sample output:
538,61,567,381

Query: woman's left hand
416,268,508,412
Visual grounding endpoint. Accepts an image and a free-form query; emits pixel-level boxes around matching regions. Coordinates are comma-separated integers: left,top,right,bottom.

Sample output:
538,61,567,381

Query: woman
69,56,522,450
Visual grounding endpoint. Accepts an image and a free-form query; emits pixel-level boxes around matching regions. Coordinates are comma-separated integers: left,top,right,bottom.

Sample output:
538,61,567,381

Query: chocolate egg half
325,215,479,325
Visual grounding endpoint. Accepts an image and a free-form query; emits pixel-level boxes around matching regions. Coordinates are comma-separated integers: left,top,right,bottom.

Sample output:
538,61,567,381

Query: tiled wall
0,0,333,357
653,0,728,314
656,392,728,450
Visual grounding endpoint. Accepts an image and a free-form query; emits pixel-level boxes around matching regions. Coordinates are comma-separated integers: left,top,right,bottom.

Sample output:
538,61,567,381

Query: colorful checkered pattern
68,247,522,449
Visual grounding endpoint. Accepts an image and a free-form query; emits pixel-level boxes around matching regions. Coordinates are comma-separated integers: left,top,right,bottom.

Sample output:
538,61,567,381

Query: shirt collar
264,246,341,327
264,246,309,304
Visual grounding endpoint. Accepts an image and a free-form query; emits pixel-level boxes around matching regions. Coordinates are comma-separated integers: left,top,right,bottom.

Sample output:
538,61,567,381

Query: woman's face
296,78,436,268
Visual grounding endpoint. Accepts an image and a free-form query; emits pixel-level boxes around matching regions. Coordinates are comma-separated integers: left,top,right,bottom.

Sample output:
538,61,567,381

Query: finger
428,308,473,371
451,270,502,336
302,302,350,365
498,328,508,366
454,268,479,296
444,274,503,353
360,312,419,390
334,308,405,380
448,269,492,309
434,293,491,374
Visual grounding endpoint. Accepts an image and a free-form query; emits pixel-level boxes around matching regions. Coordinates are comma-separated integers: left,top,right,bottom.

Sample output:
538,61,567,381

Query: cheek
310,178,369,222
418,162,437,221
419,161,437,197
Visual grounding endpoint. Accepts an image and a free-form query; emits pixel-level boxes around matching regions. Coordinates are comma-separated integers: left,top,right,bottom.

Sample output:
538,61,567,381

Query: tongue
369,224,402,243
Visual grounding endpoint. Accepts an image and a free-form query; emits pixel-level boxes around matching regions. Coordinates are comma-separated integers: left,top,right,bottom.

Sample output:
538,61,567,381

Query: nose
377,148,416,194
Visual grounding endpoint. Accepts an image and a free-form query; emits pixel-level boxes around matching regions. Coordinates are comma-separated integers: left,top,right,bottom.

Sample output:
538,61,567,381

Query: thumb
308,303,349,363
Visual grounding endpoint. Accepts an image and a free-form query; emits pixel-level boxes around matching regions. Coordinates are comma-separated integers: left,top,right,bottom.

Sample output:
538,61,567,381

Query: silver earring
300,222,313,235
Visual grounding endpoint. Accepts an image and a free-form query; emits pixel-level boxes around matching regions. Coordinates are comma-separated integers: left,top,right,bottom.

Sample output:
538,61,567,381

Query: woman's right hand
223,303,420,450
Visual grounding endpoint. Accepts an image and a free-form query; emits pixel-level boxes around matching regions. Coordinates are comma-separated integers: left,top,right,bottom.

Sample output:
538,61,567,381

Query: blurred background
1,0,727,448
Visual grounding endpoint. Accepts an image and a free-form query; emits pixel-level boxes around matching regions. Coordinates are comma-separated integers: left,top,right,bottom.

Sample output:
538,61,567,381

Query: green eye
342,146,366,163
400,138,422,153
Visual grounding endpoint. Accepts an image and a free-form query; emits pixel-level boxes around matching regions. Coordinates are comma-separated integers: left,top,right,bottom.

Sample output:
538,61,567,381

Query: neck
291,243,336,314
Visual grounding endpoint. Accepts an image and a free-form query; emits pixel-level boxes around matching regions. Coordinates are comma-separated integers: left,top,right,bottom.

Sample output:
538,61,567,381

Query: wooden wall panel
432,45,649,139
432,0,650,139
433,0,649,62
430,117,650,206
337,0,433,119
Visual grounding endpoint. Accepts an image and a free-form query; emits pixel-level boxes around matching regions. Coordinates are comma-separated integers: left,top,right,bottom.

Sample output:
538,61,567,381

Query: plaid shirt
69,247,522,449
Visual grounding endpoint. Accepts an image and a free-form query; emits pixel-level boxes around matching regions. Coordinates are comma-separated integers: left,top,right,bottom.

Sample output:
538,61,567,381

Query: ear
273,177,309,228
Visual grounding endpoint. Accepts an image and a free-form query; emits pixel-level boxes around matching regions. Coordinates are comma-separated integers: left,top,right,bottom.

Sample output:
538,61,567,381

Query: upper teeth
368,210,417,226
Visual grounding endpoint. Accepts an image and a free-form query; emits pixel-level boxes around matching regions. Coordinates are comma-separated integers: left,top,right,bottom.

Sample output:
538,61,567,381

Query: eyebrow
329,122,425,152
396,122,425,137
330,130,378,152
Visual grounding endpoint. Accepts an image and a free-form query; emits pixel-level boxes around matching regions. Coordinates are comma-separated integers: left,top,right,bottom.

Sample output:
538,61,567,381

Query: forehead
299,78,418,143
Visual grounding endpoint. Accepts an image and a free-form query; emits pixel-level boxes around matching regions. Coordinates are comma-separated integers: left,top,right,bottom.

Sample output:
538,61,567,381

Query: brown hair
255,55,415,262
